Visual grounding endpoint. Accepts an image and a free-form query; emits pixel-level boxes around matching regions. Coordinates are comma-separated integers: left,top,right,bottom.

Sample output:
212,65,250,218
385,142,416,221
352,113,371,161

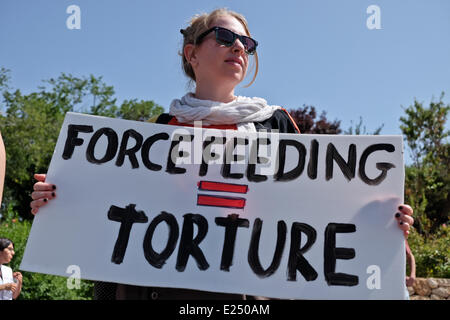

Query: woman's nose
232,38,246,54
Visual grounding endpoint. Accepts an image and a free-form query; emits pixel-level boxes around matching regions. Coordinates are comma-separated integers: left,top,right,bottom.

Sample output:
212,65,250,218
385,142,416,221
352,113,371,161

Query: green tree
118,99,164,121
400,93,450,236
37,73,117,116
0,67,10,92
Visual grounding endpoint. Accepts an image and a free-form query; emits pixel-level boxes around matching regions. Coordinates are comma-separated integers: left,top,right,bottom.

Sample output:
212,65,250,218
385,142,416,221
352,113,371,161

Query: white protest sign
21,112,406,299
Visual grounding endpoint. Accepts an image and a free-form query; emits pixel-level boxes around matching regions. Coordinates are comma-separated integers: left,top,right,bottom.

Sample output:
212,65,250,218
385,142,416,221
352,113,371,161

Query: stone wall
408,277,450,300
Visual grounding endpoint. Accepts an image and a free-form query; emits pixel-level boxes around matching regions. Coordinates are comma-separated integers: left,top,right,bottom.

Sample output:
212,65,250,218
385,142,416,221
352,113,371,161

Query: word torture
108,203,359,287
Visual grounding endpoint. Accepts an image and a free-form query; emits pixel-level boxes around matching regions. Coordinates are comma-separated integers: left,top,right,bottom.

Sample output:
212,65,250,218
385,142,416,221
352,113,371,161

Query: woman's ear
184,44,198,68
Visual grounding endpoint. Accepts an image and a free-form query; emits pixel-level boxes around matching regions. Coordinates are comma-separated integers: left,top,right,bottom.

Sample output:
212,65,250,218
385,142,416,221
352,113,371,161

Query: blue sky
1,0,449,141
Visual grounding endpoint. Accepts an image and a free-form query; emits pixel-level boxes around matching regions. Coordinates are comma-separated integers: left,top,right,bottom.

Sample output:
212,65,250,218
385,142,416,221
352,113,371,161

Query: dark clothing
93,281,117,300
115,284,245,300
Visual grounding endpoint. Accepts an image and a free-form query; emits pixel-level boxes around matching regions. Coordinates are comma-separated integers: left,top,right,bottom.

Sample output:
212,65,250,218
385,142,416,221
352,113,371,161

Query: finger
34,173,47,182
31,207,39,215
33,182,56,192
395,212,414,226
398,221,410,232
30,198,50,210
398,204,413,216
31,191,56,201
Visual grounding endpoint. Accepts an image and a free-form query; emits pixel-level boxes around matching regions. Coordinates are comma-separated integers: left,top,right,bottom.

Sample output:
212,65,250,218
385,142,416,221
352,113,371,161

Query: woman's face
0,243,14,264
190,15,250,89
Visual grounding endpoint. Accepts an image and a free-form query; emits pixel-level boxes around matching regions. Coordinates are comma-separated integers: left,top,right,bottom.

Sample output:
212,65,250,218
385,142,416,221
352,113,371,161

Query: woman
30,8,414,299
0,238,22,300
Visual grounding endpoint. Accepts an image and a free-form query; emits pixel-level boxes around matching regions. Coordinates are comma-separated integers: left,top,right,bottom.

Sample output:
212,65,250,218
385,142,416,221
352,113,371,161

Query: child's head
0,238,14,264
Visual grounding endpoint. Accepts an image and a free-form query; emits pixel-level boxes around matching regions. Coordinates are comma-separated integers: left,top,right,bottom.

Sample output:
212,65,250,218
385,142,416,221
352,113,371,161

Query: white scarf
169,93,281,132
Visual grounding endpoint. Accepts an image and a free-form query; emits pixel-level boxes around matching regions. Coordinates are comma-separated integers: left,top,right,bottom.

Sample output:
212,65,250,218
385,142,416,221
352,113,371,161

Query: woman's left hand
395,204,414,239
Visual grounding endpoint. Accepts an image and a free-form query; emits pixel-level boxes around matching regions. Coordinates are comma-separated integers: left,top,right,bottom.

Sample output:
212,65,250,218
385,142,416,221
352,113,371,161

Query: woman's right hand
1,282,18,292
30,173,56,215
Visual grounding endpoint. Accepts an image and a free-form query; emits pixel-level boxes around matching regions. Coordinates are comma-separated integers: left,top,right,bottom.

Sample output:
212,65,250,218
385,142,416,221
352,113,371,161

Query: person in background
0,238,22,300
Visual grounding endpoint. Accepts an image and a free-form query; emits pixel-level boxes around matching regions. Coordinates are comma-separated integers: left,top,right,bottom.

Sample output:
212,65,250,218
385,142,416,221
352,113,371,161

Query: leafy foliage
289,106,342,134
118,99,164,121
0,67,11,91
408,225,449,278
400,93,450,236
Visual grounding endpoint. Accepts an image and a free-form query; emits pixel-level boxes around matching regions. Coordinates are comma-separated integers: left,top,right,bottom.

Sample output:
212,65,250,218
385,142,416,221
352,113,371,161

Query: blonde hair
180,8,259,88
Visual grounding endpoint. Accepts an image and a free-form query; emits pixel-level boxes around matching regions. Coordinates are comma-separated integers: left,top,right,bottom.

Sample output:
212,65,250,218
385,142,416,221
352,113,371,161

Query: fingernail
395,213,401,218
52,192,55,197
43,198,47,202
400,221,403,225
398,206,403,210
52,185,56,190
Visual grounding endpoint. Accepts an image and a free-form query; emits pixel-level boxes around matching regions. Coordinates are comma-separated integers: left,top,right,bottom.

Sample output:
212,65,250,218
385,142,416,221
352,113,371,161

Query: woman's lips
225,59,242,67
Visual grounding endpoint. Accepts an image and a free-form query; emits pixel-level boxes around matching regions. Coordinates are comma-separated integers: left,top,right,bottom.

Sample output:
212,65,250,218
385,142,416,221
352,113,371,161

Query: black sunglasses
192,26,258,55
